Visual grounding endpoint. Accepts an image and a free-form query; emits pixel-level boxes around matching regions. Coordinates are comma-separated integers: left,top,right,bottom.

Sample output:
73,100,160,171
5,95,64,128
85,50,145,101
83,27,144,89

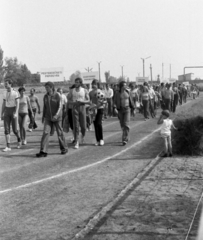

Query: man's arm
35,97,41,114
54,94,62,118
1,101,5,120
14,98,19,118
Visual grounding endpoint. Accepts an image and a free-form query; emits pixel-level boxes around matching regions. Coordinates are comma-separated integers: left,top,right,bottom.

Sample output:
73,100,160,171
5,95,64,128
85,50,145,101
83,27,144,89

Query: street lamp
121,65,124,79
97,61,101,82
141,56,151,77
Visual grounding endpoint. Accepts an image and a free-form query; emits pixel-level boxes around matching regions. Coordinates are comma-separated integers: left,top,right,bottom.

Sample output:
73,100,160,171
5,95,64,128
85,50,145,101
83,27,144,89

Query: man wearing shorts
1,78,21,151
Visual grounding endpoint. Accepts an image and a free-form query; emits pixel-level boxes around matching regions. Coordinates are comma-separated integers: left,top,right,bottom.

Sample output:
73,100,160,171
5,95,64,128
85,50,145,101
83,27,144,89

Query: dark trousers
107,98,113,117
68,108,73,130
164,99,171,111
28,108,37,129
149,99,155,117
142,100,149,119
93,109,104,142
172,94,179,113
4,107,21,141
118,107,131,142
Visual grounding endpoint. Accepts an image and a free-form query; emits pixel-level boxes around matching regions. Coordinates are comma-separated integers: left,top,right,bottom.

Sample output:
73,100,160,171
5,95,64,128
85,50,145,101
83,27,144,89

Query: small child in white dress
157,110,177,157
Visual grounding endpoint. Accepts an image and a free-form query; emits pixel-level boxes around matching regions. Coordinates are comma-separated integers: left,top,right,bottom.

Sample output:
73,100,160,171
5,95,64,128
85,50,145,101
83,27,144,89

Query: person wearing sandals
89,79,106,146
18,87,34,146
36,81,68,157
113,80,135,146
1,78,22,151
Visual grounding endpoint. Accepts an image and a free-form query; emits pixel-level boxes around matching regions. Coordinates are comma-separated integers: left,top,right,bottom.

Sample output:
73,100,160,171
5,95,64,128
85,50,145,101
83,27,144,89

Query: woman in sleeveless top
18,87,33,145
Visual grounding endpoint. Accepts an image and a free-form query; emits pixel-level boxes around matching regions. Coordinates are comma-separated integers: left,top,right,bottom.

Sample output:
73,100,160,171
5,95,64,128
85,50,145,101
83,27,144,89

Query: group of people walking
1,77,199,157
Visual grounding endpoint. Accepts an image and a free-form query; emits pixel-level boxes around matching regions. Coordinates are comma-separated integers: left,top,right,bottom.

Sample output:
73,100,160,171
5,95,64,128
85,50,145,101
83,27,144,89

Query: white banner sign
40,67,64,82
81,71,99,84
136,77,148,84
183,81,190,86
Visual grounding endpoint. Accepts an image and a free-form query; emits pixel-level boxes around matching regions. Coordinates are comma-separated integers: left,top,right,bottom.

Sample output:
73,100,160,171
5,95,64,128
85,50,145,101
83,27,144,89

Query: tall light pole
141,56,151,77
121,65,124,79
97,61,101,82
150,64,153,82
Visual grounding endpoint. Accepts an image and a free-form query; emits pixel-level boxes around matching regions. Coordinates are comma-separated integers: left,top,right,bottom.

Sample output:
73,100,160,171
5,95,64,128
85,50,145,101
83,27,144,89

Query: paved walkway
83,156,203,240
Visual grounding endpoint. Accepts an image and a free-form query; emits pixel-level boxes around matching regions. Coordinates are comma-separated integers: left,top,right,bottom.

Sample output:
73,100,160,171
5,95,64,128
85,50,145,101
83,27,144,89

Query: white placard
136,77,149,84
81,71,100,84
40,67,64,82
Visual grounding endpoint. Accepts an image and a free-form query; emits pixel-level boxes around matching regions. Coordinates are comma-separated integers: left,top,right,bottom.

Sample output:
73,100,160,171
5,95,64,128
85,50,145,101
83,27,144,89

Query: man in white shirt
68,77,90,149
1,78,22,151
104,84,114,118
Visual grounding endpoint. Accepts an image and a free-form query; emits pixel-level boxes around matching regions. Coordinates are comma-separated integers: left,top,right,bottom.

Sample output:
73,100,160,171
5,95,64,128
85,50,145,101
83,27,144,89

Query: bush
172,116,203,155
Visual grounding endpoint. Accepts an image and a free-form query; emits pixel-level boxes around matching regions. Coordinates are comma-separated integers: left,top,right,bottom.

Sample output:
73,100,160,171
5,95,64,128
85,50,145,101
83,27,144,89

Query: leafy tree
31,73,40,84
0,46,6,84
4,57,31,86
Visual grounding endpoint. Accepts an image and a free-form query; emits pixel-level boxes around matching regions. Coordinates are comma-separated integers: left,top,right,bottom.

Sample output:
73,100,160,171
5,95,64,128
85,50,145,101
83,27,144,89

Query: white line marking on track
0,127,161,195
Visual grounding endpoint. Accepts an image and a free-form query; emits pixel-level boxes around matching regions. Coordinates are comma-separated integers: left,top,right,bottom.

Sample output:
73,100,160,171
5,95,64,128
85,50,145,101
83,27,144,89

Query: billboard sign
81,71,100,85
183,81,190,86
136,77,148,84
40,67,64,82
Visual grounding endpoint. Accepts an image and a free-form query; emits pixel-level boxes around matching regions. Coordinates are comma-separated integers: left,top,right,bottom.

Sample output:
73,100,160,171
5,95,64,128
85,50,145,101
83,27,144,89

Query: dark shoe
61,149,68,155
36,151,47,158
169,153,173,157
123,141,127,146
161,153,168,158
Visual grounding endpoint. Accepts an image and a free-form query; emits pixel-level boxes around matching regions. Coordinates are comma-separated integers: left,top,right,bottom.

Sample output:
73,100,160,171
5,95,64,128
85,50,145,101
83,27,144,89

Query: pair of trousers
4,107,20,140
164,99,171,111
107,98,113,117
40,119,67,153
93,109,104,142
67,108,73,130
172,94,179,113
149,99,155,117
142,100,149,119
72,105,86,142
28,108,37,129
118,107,130,142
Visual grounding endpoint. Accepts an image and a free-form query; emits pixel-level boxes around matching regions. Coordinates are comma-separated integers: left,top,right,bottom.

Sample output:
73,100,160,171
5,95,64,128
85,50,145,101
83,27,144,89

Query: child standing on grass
157,110,177,157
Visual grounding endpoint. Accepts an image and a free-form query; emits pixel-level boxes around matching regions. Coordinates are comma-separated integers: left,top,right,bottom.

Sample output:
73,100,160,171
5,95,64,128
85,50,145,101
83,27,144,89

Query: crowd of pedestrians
1,77,200,156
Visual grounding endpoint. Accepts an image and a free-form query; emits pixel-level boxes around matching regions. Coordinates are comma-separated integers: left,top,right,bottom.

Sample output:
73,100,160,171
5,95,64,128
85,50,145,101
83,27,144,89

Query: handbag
136,102,141,108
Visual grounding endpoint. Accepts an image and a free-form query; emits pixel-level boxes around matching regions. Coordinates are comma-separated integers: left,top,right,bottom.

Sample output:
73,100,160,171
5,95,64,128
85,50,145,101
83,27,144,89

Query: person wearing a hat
36,81,68,157
157,110,177,157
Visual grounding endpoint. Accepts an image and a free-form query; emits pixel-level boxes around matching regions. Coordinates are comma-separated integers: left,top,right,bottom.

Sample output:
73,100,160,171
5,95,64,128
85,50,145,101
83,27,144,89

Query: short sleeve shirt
161,119,173,135
3,89,19,107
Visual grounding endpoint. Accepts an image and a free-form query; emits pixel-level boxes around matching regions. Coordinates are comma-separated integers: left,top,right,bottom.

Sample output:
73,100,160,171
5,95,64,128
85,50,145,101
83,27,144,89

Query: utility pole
150,64,153,82
141,56,151,77
97,61,101,82
121,65,124,79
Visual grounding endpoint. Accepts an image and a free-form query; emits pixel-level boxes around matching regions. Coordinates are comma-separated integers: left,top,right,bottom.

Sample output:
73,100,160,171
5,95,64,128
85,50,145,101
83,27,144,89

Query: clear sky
1,0,203,82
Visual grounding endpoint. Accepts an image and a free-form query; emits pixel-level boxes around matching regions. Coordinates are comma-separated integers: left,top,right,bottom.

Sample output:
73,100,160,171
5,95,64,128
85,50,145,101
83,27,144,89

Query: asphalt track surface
0,97,200,240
